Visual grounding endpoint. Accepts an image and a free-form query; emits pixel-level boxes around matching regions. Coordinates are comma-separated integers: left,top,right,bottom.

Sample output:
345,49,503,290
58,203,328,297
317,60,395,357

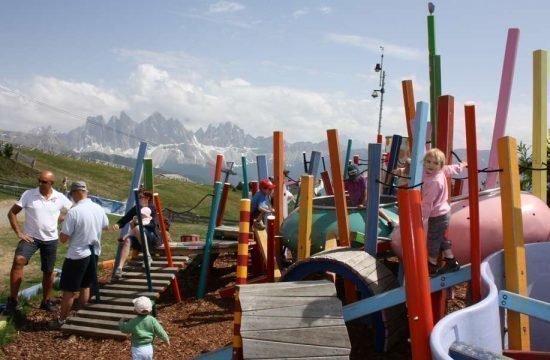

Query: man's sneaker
40,299,58,312
428,262,440,277
253,219,265,230
438,257,460,275
114,268,124,280
3,297,20,316
48,318,66,330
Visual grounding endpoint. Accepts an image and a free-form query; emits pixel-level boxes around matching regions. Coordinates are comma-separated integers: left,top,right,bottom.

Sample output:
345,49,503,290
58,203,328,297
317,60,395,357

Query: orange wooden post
498,136,530,350
320,171,333,195
214,154,223,186
326,129,350,247
402,80,416,152
465,104,481,303
153,194,182,302
216,182,231,227
398,189,433,360
266,216,275,283
273,131,284,236
452,179,463,196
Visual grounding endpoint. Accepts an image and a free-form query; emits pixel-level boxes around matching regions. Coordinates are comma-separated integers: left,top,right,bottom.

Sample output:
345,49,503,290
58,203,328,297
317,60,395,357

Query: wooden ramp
61,255,186,339
239,280,351,359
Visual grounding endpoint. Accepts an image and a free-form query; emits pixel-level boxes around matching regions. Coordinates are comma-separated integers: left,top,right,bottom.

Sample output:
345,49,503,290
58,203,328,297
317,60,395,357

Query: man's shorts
15,238,58,273
59,256,96,292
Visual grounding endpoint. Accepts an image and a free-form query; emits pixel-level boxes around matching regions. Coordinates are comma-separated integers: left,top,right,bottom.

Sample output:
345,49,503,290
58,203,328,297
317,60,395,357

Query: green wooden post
143,158,154,191
427,14,441,148
344,139,352,179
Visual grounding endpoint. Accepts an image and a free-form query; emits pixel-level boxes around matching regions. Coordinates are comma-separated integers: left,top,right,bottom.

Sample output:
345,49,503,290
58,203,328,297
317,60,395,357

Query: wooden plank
120,272,174,279
134,255,190,262
91,296,135,305
238,281,335,297
67,316,121,329
240,295,338,312
104,284,165,292
240,316,346,332
99,289,159,299
241,326,351,348
115,278,171,287
76,309,134,321
122,266,179,273
61,324,127,340
84,303,135,314
242,338,350,358
241,299,343,318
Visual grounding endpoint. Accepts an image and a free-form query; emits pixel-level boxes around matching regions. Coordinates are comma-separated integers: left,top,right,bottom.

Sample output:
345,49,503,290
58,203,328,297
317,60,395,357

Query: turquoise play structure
280,194,399,255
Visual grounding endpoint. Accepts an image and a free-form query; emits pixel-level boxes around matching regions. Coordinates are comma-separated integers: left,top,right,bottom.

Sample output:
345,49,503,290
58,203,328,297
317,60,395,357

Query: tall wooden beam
365,143,381,256
273,131,284,235
297,175,313,260
532,50,547,203
327,129,350,247
402,80,416,153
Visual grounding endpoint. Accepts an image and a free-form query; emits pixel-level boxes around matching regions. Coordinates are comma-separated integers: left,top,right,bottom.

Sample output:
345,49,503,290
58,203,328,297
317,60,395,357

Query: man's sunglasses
38,179,52,184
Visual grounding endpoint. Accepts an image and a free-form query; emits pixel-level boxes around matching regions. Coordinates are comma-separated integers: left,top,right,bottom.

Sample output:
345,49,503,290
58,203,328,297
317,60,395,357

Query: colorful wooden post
241,155,249,199
297,175,313,260
398,189,433,359
409,102,429,187
302,152,308,173
532,50,547,203
427,10,442,148
486,28,520,189
266,216,276,283
256,155,268,180
385,135,402,195
197,181,224,299
214,154,223,186
320,171,333,195
216,183,231,227
497,136,530,350
236,199,251,285
353,155,359,165
232,288,243,360
273,131,284,235
249,180,258,196
465,104,481,303
308,151,321,181
344,139,352,179
143,158,154,191
402,80,416,152
327,129,350,247
365,143,381,256
153,194,182,302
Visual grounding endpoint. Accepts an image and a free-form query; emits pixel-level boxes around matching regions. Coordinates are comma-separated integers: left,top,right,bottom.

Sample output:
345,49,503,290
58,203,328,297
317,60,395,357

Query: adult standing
6,171,73,315
344,164,367,207
49,181,109,328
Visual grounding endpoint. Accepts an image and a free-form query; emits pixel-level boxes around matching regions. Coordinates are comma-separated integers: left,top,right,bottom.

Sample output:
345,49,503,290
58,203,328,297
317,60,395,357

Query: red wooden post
266,216,275,282
249,180,258,196
320,171,333,195
452,179,463,197
353,155,359,165
465,104,481,303
216,183,231,226
214,154,223,186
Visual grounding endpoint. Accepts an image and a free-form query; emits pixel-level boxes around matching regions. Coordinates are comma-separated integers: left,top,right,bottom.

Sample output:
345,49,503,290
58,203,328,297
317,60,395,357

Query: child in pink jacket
422,148,467,276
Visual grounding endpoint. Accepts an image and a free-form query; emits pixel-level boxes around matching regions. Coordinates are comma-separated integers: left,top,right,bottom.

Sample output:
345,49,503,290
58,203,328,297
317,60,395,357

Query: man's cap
347,164,360,179
260,178,275,190
69,181,88,192
140,207,152,226
132,296,152,314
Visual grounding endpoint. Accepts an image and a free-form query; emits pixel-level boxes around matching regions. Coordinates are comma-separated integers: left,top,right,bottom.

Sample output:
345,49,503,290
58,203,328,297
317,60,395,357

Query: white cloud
319,7,332,15
208,1,244,13
326,33,425,61
292,8,309,19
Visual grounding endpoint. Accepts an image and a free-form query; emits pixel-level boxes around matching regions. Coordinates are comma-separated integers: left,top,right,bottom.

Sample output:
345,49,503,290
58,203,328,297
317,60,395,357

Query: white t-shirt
61,198,109,260
16,188,73,241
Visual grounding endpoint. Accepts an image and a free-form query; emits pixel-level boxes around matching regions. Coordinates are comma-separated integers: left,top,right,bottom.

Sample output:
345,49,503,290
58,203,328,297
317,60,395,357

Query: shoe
114,268,124,280
438,257,460,274
428,262,440,277
48,318,66,330
4,297,20,316
40,299,59,312
253,219,265,230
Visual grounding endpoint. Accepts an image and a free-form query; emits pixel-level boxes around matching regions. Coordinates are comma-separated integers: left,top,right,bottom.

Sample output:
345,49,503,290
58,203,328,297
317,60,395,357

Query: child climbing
422,148,467,276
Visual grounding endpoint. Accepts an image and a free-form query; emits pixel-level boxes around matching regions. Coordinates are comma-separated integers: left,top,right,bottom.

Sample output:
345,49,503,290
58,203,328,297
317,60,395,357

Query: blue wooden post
308,151,321,182
386,135,403,195
365,143,382,256
256,155,268,180
112,141,147,279
409,102,429,187
241,155,249,199
197,182,224,299
344,139,352,179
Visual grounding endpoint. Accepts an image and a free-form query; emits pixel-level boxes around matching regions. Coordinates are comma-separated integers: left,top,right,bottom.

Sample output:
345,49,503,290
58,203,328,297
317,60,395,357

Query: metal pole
377,70,386,141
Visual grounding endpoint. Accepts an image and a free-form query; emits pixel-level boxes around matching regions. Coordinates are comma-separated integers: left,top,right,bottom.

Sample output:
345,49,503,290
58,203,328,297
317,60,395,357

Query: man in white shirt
7,171,73,315
49,181,109,329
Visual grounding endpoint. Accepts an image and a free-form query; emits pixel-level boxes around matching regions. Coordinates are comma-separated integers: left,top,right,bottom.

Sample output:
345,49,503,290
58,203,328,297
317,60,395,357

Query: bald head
40,171,55,183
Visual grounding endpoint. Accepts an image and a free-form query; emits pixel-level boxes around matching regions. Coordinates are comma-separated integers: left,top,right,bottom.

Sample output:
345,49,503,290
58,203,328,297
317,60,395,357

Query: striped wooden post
465,105,481,303
154,194,183,302
327,129,350,247
214,154,223,186
232,288,243,360
497,136,530,350
241,155,249,199
365,143,381,256
402,80,415,152
297,175,313,260
486,28,520,189
216,183,231,226
532,50,547,203
266,216,276,283
273,131,284,235
143,158,154,191
236,199,251,285
256,155,268,180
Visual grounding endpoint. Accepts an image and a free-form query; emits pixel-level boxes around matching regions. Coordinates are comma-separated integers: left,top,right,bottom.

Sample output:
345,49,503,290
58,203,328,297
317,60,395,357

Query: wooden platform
157,239,255,256
61,255,183,339
239,280,351,359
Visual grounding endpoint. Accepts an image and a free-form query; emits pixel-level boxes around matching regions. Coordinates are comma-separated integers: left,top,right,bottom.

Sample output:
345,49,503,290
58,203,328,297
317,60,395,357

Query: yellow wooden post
497,136,530,351
273,131,284,236
532,50,547,203
297,175,313,260
327,129,350,247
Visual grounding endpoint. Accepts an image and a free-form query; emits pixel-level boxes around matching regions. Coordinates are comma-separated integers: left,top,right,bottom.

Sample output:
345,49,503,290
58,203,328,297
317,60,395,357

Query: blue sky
0,1,547,149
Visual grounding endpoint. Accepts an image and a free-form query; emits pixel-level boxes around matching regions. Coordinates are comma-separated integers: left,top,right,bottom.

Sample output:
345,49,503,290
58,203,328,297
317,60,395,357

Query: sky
0,1,548,150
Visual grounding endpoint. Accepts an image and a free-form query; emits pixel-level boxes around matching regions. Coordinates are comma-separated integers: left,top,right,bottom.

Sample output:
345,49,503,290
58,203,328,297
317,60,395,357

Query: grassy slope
0,151,241,295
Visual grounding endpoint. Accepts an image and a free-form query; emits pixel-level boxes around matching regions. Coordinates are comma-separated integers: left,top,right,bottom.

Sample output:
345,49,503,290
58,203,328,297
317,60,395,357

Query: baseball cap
133,296,152,314
140,207,152,226
69,181,88,192
347,164,360,180
260,178,275,190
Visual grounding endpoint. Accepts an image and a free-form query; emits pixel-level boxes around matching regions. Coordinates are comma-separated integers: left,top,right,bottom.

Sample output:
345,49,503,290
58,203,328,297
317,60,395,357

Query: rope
178,193,214,213
375,178,423,190
451,151,463,163
519,164,548,171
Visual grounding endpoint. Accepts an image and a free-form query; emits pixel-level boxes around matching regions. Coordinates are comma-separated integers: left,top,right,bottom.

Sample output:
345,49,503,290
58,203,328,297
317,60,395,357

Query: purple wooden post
485,28,520,189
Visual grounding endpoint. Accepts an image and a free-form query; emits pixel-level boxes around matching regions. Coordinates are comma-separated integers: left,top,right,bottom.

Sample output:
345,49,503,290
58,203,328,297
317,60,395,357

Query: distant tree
2,143,13,159
517,141,532,191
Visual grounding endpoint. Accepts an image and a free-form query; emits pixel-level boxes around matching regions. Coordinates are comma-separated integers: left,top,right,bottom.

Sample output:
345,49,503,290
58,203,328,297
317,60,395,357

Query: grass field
0,150,241,301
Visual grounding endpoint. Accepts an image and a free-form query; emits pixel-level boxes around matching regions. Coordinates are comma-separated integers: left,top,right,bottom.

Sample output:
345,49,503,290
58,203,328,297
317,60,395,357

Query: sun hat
140,207,152,226
347,164,360,180
69,181,88,192
132,296,152,314
260,178,275,190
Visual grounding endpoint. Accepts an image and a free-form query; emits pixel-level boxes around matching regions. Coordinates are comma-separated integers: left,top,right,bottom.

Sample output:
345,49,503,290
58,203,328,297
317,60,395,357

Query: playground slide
430,241,550,358
391,189,550,265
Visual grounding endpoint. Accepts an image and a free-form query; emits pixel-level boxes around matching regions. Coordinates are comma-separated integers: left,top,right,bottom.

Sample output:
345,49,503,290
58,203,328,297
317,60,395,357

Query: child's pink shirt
422,163,466,220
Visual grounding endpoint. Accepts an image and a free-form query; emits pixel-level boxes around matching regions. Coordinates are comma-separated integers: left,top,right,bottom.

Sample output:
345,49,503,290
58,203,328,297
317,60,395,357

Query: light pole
372,46,386,144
